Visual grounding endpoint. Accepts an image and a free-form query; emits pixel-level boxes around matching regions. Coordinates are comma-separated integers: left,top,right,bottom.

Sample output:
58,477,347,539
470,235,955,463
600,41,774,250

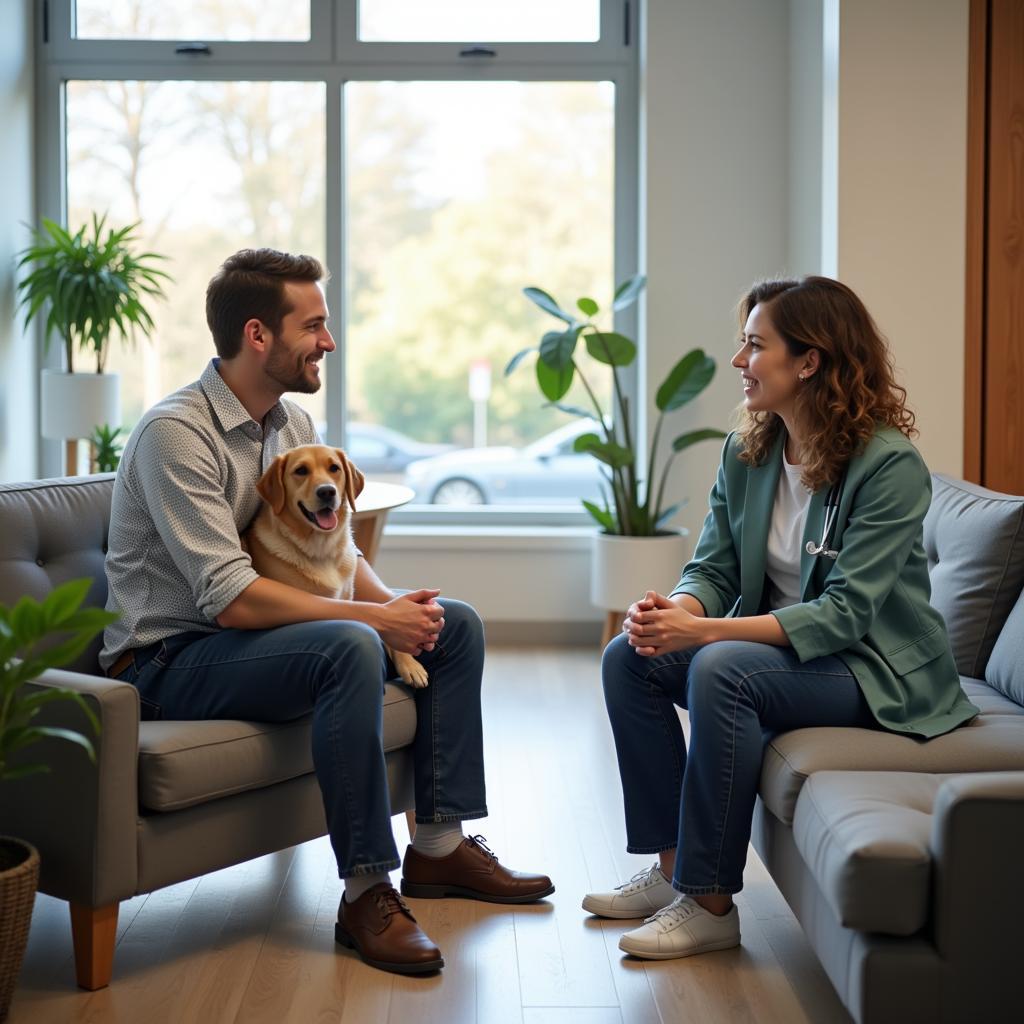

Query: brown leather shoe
335,883,444,975
401,835,555,904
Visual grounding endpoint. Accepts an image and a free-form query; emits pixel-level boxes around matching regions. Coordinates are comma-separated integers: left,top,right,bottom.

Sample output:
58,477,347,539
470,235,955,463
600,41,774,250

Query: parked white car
403,419,605,505
344,422,454,476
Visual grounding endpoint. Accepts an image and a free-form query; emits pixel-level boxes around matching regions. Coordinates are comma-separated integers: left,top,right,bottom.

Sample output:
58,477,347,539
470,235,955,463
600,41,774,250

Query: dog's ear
336,448,365,511
256,454,289,515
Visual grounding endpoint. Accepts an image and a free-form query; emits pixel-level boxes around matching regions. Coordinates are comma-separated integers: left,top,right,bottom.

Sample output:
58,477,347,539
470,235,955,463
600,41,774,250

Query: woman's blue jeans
601,633,877,895
118,599,487,879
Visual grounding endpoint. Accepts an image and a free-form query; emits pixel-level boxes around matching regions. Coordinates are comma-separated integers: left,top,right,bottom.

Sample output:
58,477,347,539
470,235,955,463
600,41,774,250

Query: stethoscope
805,474,845,560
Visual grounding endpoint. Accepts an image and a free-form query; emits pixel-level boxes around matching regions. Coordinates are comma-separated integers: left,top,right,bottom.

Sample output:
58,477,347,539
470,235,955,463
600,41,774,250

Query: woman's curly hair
734,276,916,492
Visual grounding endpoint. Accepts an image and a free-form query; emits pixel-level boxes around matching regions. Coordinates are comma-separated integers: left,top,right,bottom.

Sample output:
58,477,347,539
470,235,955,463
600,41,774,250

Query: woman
583,276,977,960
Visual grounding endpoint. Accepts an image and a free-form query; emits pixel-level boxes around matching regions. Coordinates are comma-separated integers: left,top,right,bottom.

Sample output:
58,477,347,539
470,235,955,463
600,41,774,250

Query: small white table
352,481,415,565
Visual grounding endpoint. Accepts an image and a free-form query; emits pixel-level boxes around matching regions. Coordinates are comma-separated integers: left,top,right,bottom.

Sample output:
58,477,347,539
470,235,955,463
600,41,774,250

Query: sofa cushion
923,475,1024,679
793,771,947,936
985,586,1024,706
138,682,417,812
961,677,1024,716
759,685,1024,824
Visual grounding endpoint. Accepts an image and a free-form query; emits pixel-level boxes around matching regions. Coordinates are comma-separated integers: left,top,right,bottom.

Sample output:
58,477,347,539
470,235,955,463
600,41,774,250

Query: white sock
411,822,465,859
343,871,391,904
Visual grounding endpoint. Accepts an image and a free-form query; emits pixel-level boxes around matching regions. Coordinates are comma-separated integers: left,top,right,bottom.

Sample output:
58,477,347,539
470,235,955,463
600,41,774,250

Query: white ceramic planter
41,369,121,441
590,530,691,611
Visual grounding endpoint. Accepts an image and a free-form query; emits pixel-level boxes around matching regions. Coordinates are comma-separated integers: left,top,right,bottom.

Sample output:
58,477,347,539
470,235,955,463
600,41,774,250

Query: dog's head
256,444,366,536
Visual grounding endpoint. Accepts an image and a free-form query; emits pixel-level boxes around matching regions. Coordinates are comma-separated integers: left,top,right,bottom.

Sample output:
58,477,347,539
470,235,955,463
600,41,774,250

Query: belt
106,649,136,679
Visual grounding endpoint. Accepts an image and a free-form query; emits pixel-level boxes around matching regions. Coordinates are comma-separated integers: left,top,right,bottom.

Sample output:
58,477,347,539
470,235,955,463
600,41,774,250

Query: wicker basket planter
0,837,39,1021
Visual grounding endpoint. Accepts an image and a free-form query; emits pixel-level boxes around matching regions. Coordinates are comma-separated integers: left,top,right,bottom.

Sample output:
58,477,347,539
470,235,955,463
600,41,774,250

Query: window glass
74,1,310,40
345,80,613,507
66,80,326,430
358,0,600,42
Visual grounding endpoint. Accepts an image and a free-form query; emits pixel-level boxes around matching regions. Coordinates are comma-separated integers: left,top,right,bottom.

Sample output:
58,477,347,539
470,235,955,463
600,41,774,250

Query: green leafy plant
0,580,119,782
90,423,125,474
15,213,171,374
507,275,727,536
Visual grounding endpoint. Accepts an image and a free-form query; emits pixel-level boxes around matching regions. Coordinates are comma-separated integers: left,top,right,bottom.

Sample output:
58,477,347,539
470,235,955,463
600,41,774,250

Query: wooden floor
10,645,851,1024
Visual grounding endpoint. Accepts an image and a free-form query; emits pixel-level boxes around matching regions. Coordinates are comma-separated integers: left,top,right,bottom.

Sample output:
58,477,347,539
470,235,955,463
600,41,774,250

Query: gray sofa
753,474,1024,1024
0,473,417,990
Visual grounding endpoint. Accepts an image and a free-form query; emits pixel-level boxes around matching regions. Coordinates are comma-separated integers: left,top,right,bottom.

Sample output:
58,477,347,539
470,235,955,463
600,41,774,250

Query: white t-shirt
765,456,812,610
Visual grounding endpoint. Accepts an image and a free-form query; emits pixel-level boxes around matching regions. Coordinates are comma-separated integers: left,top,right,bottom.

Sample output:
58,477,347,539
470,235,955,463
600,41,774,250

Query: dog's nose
316,485,337,504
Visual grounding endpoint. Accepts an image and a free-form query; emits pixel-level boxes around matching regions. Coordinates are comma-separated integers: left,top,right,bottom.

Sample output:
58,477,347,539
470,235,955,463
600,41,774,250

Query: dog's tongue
315,508,338,531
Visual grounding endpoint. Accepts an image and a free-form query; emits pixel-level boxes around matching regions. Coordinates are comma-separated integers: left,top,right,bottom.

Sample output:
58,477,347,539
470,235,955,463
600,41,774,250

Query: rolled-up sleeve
132,418,260,621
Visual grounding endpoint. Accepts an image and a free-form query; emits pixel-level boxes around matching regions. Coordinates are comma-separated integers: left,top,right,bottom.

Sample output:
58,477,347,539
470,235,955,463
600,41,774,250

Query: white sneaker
581,862,677,920
618,894,740,960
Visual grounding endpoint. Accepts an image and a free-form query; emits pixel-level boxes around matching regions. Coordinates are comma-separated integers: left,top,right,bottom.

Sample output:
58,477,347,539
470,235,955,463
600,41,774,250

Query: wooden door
965,0,1024,492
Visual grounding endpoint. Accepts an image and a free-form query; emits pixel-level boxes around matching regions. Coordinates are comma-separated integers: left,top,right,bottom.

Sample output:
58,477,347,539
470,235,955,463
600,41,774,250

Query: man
100,248,553,975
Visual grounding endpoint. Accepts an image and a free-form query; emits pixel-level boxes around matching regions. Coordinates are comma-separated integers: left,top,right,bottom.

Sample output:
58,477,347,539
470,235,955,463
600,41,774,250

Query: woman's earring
798,373,807,381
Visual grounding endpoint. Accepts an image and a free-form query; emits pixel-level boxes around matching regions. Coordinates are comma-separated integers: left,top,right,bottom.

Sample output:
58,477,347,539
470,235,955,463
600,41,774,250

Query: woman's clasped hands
624,590,707,657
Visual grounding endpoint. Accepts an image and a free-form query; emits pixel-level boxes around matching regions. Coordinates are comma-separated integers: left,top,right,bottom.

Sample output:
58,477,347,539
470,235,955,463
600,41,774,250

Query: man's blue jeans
117,599,487,878
601,633,877,895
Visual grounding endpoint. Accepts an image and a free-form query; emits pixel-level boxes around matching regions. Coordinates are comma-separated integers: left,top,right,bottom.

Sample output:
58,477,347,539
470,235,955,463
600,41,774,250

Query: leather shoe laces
375,886,417,922
467,834,499,862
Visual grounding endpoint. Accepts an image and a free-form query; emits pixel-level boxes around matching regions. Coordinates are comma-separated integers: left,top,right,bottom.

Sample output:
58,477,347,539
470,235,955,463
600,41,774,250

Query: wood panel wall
966,0,1024,492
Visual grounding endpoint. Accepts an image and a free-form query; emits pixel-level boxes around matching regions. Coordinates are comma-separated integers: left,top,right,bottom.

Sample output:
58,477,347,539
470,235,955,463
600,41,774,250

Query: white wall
646,0,970,558
0,0,36,482
644,0,792,549
834,0,968,476
374,527,598,639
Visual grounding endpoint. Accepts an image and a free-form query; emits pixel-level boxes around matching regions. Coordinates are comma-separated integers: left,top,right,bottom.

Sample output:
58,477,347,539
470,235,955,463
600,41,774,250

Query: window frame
47,0,333,61
35,0,640,529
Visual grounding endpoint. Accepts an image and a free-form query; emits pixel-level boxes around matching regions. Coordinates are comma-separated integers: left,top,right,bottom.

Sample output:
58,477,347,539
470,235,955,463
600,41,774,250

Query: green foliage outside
0,580,118,783
67,79,327,427
348,83,613,447
65,78,612,453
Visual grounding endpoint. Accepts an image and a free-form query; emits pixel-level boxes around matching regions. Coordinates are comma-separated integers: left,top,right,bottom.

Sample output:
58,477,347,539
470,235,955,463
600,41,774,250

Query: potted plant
89,424,125,474
0,580,117,1020
507,276,726,637
16,214,170,474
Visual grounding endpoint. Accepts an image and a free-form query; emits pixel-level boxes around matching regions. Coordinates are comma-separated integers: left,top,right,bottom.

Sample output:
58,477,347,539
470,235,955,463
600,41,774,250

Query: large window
39,0,638,517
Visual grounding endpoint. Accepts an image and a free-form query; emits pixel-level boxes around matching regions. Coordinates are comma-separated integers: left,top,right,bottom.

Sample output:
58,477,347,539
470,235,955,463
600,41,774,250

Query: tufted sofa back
0,474,116,674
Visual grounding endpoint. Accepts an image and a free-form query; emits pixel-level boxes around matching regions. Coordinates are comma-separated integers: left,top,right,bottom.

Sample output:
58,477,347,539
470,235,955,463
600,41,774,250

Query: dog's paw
393,652,430,689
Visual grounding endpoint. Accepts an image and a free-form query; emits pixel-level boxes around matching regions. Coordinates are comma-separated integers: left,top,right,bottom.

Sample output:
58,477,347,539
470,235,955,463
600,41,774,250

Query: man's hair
205,248,325,359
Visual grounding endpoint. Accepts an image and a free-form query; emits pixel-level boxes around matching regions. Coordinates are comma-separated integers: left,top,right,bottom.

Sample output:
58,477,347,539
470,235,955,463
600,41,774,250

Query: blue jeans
601,633,877,895
118,599,487,878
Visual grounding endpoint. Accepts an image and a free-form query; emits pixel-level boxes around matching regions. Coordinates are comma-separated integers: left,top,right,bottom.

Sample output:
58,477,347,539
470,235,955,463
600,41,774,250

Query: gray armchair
0,474,417,989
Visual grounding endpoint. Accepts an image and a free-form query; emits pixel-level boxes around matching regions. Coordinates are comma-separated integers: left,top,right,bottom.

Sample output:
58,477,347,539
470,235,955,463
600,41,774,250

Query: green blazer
672,427,977,738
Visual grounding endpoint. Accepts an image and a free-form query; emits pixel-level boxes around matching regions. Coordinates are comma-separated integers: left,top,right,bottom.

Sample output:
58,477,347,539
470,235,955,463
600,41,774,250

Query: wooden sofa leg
69,902,119,990
600,610,624,649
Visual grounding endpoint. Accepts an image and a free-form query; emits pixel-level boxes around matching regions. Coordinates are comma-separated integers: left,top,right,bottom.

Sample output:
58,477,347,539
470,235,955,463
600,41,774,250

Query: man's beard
265,347,320,394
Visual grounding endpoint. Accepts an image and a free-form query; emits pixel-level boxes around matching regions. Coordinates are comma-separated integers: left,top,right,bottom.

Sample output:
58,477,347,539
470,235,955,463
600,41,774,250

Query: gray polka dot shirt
99,359,319,671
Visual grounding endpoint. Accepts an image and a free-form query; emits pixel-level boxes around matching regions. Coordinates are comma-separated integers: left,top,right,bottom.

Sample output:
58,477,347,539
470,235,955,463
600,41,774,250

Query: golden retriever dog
243,444,429,688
